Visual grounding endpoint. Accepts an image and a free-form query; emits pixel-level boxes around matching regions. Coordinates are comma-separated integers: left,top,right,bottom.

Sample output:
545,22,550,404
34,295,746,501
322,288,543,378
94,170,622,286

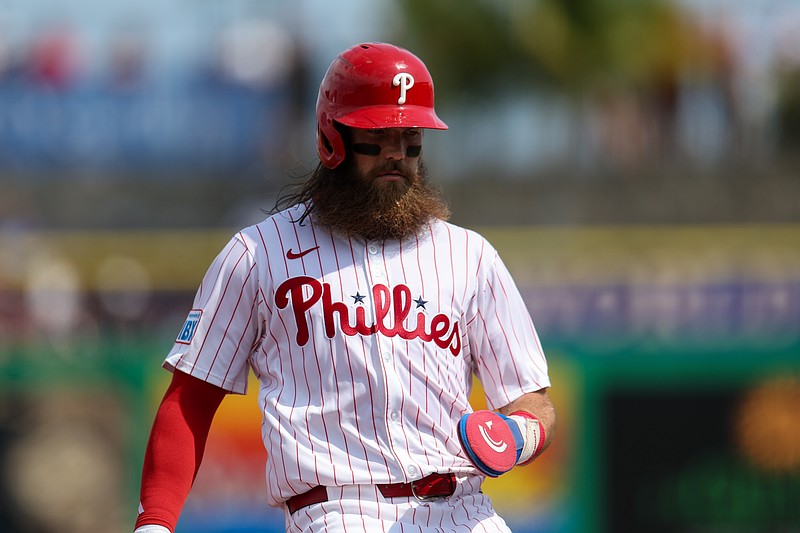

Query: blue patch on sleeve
176,309,202,344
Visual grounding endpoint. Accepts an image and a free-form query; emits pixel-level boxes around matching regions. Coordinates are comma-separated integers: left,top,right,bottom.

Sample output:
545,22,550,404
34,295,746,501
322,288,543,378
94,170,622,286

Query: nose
381,133,406,161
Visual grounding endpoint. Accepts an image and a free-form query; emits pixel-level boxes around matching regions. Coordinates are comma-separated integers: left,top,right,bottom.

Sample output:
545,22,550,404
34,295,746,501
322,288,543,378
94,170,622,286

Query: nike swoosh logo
286,246,320,260
479,423,508,453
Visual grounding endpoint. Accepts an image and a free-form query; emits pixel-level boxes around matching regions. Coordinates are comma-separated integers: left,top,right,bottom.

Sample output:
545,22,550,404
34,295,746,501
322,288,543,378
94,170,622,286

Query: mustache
369,161,415,180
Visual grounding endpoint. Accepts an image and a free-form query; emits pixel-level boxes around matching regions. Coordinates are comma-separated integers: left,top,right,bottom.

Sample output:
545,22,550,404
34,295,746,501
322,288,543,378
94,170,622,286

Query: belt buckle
410,475,453,502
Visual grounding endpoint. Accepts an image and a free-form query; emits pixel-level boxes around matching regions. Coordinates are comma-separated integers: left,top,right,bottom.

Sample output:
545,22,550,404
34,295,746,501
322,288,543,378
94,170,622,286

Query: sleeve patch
176,309,202,344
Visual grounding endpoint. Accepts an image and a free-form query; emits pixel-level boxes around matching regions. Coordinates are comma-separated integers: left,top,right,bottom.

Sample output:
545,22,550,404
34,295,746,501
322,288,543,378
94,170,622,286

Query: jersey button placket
366,242,409,478
368,244,384,278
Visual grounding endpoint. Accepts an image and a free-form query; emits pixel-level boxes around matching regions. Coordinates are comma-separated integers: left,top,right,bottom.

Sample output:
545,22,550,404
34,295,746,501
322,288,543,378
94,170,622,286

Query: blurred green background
1,1,799,532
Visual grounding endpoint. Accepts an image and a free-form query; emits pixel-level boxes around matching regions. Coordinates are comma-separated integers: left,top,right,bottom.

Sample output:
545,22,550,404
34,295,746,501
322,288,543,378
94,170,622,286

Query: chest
261,234,473,355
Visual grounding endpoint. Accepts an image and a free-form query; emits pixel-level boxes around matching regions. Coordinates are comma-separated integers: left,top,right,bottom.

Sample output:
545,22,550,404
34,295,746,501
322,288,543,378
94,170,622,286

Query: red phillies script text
275,276,462,356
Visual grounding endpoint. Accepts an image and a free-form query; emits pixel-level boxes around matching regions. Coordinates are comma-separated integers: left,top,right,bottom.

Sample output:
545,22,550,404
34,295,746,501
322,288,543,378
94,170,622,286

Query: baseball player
134,42,556,533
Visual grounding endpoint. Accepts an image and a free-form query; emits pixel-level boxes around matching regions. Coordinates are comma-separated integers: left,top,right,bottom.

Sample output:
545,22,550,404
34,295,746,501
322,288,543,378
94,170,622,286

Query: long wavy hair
271,162,341,225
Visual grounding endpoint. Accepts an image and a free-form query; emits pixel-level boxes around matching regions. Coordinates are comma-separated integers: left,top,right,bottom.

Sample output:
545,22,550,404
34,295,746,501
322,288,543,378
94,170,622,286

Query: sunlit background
1,1,799,532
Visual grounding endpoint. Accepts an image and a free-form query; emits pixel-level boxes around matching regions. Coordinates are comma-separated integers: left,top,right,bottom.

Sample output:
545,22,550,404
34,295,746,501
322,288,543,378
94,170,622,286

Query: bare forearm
498,389,557,451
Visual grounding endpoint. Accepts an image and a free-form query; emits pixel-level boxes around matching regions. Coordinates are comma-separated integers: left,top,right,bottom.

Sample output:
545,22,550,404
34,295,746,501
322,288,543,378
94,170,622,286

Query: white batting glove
507,412,545,465
134,526,172,533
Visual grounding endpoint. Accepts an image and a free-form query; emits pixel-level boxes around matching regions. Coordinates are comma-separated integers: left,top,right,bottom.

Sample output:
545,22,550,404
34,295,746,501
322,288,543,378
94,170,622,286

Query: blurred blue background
1,1,799,532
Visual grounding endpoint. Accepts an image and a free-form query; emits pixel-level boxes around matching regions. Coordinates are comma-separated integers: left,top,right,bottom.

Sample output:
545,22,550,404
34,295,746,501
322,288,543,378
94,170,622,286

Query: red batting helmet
316,42,448,169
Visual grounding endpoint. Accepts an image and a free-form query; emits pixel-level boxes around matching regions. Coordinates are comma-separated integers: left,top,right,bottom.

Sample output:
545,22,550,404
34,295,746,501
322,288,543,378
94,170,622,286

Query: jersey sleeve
164,233,261,394
467,246,551,410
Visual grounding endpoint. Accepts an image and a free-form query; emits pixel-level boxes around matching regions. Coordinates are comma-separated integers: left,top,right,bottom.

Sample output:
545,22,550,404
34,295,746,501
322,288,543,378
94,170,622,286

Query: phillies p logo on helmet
392,73,415,105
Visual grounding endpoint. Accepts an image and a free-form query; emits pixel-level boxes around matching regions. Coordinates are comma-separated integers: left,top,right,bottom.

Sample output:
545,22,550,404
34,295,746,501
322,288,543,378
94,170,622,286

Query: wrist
509,410,546,465
134,526,172,533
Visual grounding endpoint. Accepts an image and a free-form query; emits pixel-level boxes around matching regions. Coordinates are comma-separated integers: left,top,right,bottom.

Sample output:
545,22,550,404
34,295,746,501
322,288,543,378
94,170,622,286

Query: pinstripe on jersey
164,203,550,507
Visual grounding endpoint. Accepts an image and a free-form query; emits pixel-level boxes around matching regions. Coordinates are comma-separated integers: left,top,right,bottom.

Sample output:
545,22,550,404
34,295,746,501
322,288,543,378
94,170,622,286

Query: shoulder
430,219,497,254
235,204,310,249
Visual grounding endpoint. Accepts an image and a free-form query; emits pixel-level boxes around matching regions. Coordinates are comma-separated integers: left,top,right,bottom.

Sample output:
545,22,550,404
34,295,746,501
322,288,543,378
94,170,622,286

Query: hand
134,526,172,533
457,410,525,477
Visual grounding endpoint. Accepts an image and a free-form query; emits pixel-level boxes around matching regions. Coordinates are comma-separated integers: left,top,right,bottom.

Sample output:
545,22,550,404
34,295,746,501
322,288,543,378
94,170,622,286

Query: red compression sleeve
135,370,227,532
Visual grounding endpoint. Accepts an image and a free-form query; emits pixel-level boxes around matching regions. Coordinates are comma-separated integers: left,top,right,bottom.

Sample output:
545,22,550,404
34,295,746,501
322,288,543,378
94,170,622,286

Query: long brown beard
310,160,450,241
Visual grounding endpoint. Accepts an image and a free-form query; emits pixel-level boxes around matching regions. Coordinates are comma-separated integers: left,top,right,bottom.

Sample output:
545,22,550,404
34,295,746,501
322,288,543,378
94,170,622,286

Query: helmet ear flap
317,114,347,169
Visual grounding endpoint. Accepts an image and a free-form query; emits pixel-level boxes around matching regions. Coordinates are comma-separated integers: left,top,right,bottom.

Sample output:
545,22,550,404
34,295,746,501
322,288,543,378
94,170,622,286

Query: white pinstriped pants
284,474,512,532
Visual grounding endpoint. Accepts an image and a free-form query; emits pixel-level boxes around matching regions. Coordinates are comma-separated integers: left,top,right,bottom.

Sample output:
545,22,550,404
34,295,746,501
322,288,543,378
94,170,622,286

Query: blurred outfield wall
0,225,798,533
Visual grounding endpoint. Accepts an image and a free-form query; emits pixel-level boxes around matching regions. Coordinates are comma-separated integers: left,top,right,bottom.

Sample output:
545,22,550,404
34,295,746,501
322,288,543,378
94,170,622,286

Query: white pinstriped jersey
164,203,550,507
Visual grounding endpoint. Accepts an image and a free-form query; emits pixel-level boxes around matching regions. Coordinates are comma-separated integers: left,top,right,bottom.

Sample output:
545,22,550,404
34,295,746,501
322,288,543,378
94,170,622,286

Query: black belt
286,472,457,514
